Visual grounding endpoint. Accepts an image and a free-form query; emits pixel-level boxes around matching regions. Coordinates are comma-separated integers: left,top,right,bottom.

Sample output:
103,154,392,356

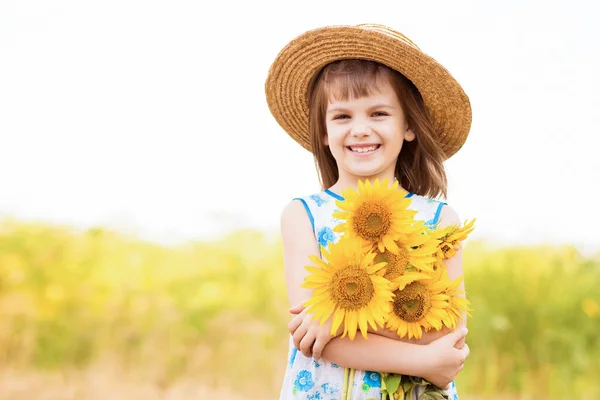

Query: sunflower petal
331,308,345,336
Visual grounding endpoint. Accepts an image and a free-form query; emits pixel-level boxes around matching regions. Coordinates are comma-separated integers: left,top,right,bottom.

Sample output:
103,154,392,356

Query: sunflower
440,274,472,330
301,236,394,340
419,265,472,330
372,226,440,280
332,178,419,255
434,219,476,260
385,274,452,340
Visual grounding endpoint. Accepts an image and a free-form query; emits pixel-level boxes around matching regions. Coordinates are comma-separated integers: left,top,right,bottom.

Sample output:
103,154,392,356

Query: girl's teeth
351,146,377,152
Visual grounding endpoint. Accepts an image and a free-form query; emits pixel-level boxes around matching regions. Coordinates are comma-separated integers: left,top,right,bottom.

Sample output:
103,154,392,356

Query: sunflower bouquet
301,178,475,400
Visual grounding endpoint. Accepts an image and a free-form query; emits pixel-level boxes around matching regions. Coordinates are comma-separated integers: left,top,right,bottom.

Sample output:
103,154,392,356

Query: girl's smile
347,143,381,155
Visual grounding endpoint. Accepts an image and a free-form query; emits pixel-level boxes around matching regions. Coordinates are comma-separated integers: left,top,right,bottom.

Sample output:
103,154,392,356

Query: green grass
0,218,598,399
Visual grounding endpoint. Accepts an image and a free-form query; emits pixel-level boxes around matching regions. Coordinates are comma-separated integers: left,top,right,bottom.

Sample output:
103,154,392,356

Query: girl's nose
350,123,372,137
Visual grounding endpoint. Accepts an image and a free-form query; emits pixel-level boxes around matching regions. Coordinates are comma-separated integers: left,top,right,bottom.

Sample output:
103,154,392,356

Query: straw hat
265,24,472,159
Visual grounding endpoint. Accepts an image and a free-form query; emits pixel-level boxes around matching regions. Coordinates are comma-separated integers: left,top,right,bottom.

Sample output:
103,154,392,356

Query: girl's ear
405,127,416,142
322,134,329,146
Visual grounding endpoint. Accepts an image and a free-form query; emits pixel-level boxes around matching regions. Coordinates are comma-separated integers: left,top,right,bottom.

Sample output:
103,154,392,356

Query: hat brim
265,24,472,159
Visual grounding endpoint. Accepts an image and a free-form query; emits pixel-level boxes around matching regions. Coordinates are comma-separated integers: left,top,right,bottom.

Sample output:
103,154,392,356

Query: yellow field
0,218,598,399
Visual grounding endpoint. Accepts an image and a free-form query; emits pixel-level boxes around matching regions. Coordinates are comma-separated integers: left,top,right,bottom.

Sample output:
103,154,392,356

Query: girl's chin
343,166,388,179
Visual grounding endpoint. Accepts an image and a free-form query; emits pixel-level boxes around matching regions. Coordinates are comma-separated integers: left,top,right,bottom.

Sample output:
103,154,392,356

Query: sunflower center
346,282,358,294
375,247,410,281
366,214,383,230
353,202,392,242
330,267,374,310
392,282,431,322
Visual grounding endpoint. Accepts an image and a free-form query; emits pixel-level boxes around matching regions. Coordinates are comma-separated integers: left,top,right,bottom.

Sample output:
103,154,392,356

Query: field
0,218,599,399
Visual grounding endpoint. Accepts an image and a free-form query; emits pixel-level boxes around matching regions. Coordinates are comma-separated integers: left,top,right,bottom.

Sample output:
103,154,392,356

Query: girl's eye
333,114,350,120
372,111,388,117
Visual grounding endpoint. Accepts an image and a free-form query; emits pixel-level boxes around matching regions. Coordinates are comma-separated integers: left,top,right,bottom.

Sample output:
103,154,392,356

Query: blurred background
1,0,599,399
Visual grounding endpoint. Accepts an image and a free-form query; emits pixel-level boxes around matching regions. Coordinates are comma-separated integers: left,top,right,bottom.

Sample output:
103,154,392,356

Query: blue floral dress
279,189,460,400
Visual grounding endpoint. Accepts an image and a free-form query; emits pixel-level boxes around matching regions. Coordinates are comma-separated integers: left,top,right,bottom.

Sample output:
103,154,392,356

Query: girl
265,24,472,400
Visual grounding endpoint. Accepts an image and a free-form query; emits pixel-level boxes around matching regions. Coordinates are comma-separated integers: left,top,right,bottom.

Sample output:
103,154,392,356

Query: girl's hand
288,302,338,360
421,327,470,389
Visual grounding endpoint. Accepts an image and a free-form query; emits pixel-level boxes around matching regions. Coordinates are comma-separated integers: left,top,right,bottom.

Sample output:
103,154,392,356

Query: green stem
407,384,415,400
342,368,349,400
347,368,355,399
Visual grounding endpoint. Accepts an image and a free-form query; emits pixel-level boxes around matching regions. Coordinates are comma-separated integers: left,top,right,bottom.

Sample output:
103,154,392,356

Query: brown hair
307,59,448,199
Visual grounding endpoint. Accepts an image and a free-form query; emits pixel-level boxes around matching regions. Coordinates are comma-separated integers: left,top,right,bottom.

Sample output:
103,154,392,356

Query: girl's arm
322,326,468,383
281,200,469,384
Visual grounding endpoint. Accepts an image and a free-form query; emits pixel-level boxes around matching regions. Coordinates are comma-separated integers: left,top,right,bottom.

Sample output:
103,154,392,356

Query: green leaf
409,376,429,386
417,392,448,400
382,373,402,395
417,386,449,400
380,373,389,394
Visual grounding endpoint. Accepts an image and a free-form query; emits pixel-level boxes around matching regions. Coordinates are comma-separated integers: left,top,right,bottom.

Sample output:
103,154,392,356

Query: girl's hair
307,59,448,199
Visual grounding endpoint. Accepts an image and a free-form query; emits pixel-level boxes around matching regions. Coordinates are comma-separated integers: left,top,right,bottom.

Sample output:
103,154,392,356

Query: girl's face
324,79,415,184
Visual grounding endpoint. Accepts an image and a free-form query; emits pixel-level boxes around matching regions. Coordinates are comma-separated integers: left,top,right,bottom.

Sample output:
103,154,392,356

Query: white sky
1,0,599,252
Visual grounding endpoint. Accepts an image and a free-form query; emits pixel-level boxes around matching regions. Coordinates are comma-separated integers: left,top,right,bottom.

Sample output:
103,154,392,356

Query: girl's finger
299,330,316,358
312,336,327,360
462,343,470,359
292,323,308,351
287,313,303,334
289,303,305,314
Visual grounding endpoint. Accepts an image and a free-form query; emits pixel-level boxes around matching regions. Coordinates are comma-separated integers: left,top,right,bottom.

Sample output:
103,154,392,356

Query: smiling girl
265,24,472,400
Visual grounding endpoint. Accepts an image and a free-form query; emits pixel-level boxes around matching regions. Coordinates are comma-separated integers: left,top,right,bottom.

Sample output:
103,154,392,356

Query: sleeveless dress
279,188,460,400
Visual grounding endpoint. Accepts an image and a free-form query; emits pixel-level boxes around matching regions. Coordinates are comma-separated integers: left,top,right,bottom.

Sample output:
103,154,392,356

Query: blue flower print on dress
331,363,339,368
317,227,336,248
362,371,381,388
294,370,315,392
312,359,321,368
310,194,326,207
307,392,322,400
288,347,297,367
321,383,338,395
